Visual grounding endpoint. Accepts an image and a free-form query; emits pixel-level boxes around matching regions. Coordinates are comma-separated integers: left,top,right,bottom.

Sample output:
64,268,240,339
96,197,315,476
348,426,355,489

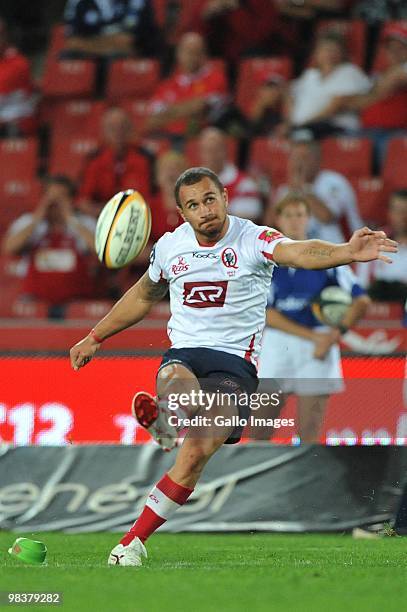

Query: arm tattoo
139,271,168,302
302,246,335,258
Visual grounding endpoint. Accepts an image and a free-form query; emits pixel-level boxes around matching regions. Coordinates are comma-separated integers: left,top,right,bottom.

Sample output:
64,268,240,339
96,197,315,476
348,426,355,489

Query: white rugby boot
131,391,178,451
108,538,147,567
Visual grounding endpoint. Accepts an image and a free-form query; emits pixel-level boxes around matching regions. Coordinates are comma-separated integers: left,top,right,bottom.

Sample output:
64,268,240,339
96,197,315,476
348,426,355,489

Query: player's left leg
109,375,238,567
296,394,329,443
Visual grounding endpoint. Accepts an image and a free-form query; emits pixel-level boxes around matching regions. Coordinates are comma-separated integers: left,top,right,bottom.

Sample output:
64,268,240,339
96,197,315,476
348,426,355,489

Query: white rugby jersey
148,215,291,365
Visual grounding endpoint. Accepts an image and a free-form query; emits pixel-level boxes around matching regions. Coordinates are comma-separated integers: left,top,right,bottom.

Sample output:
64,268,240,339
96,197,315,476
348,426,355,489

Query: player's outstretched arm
273,227,398,270
69,271,168,371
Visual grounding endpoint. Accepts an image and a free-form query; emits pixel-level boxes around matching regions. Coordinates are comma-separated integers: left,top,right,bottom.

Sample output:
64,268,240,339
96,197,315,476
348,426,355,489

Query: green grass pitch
1,532,407,612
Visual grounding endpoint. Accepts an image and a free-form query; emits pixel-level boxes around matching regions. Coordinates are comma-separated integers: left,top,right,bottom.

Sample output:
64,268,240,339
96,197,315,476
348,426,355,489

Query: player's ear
177,204,186,221
223,188,229,208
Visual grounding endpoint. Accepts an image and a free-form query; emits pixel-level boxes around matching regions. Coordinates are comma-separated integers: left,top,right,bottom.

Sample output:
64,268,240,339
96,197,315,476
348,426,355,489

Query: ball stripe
101,192,129,266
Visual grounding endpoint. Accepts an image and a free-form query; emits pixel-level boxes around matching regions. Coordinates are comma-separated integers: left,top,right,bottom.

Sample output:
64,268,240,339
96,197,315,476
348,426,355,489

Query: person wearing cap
287,31,371,137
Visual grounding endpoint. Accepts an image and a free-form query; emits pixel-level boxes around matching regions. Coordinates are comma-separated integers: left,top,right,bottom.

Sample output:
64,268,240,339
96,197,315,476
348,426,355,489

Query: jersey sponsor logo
192,252,219,259
171,256,190,275
258,229,284,243
183,281,228,308
221,247,238,269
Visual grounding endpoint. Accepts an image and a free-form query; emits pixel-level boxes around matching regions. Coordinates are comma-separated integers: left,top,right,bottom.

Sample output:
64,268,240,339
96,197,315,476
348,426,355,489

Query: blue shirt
267,265,366,328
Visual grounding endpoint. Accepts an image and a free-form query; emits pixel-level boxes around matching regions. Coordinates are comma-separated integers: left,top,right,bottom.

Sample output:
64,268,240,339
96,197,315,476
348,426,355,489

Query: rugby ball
311,286,352,327
95,190,151,269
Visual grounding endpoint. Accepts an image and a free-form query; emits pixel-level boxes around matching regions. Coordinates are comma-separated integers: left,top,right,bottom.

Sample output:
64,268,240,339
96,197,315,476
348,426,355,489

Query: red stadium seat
314,20,367,67
49,99,106,139
49,135,99,180
65,300,114,320
48,23,66,57
249,137,290,184
382,137,407,190
153,0,167,27
320,137,373,177
42,60,96,98
0,139,38,184
236,57,293,117
106,59,160,101
120,99,151,133
184,136,239,167
351,176,387,225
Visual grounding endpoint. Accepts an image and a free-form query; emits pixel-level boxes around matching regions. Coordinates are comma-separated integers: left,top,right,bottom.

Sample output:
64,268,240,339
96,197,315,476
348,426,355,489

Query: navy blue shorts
158,347,259,444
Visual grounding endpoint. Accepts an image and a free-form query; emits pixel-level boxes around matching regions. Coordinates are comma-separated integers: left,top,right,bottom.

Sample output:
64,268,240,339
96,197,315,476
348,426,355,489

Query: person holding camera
2,175,96,309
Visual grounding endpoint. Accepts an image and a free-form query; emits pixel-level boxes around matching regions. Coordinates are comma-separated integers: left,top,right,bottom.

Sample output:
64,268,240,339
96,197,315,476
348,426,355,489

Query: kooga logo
183,281,228,308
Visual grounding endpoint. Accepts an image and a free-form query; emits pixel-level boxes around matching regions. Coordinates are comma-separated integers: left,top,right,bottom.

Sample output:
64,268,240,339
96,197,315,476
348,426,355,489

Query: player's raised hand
349,227,398,264
70,335,100,371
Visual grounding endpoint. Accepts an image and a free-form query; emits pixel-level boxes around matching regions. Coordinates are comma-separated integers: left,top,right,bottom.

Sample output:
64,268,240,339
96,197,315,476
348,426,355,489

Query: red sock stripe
156,474,193,505
120,507,166,545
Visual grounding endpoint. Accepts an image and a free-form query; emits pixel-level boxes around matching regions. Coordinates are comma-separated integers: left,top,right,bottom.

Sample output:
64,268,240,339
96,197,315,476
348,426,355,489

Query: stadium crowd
0,1,406,316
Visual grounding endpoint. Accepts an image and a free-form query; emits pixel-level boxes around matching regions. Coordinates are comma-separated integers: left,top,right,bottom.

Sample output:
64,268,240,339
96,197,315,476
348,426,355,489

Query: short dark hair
174,167,224,208
316,30,348,57
391,189,407,201
44,174,76,198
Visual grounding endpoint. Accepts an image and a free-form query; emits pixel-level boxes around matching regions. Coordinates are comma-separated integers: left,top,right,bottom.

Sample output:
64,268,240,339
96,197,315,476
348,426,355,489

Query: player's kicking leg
131,362,201,451
108,364,236,567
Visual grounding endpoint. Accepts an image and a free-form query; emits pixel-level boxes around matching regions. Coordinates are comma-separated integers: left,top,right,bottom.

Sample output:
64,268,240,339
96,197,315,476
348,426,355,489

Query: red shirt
23,228,94,304
79,145,153,204
0,46,36,133
150,193,182,242
149,63,228,136
362,88,407,129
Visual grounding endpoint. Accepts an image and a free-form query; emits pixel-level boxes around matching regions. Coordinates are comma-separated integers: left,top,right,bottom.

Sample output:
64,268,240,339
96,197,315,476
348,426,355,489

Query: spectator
177,1,280,63
248,71,287,137
147,32,228,139
0,17,37,137
335,22,407,164
271,131,363,242
198,127,262,221
150,150,187,241
2,176,96,310
357,189,407,303
78,107,153,216
63,0,159,58
287,31,371,137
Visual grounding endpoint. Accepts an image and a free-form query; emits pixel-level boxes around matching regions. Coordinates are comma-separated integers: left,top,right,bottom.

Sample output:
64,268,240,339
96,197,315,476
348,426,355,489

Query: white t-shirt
275,169,363,243
357,244,407,286
291,63,371,130
148,215,291,364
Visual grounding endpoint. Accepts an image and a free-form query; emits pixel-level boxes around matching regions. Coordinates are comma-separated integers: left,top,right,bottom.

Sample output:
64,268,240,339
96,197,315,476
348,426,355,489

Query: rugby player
258,194,371,442
69,167,397,566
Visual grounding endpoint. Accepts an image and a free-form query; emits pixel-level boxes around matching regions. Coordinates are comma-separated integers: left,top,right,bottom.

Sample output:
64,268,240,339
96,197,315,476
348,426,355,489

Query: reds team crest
221,247,238,270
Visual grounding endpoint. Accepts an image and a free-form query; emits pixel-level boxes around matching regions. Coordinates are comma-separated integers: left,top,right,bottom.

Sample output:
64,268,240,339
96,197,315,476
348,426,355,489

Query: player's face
276,203,309,240
178,177,228,241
